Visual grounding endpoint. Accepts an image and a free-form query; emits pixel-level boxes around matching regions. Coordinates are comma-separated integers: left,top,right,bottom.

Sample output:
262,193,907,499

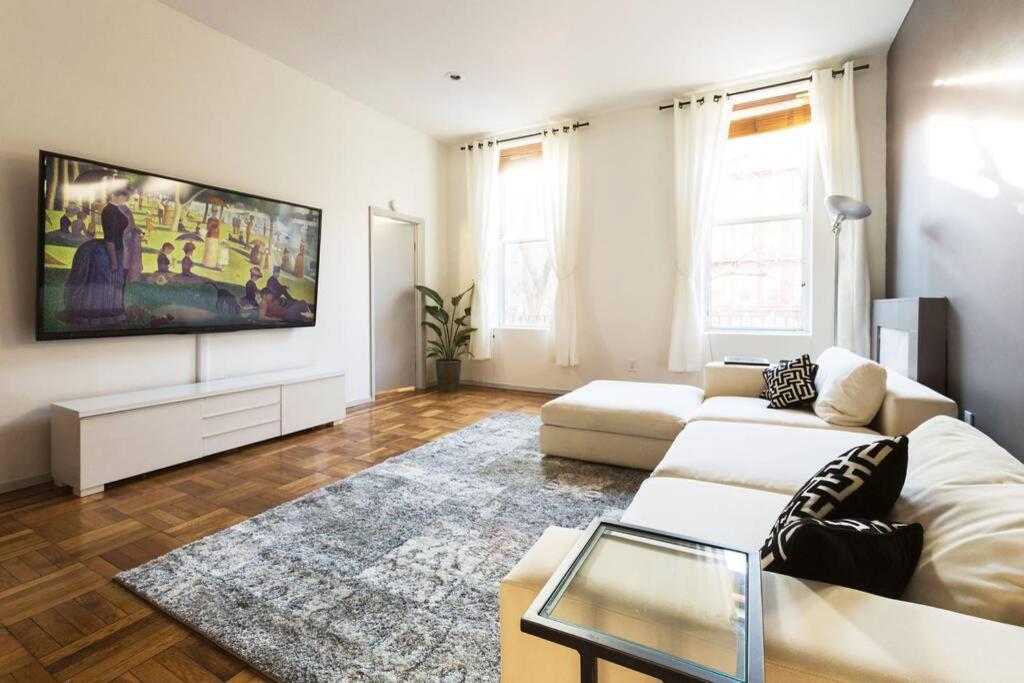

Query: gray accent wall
886,0,1024,459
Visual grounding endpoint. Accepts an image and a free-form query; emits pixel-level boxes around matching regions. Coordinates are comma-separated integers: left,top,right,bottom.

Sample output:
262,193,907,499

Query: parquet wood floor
0,386,548,682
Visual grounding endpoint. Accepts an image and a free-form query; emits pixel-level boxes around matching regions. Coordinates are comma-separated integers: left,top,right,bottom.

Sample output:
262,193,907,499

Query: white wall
447,55,888,393
0,0,443,490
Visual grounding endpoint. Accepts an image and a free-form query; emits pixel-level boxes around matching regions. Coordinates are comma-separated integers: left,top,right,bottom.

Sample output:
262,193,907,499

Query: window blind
729,92,811,139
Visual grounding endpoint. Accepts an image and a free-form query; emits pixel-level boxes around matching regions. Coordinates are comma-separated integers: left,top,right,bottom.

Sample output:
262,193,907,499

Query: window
498,143,555,327
708,92,812,332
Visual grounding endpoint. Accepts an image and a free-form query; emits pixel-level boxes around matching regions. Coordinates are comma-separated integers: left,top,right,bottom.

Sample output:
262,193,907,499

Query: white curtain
809,61,871,356
669,94,733,372
542,124,582,366
465,139,500,359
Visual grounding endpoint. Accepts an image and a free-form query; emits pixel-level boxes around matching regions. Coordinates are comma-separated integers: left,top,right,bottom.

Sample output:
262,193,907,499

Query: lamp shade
825,194,871,220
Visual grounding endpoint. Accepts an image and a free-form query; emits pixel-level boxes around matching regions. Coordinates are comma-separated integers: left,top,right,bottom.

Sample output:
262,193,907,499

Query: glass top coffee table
521,520,764,683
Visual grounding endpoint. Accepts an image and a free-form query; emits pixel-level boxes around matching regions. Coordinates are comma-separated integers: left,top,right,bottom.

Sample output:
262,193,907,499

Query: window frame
705,106,814,335
495,141,553,330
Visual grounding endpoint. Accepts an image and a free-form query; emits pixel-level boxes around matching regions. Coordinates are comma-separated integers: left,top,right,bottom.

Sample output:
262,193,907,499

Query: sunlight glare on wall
933,68,1024,87
926,115,999,199
973,119,1024,192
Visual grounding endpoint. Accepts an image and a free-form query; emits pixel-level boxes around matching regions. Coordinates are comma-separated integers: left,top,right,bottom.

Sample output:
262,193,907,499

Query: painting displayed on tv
36,151,322,340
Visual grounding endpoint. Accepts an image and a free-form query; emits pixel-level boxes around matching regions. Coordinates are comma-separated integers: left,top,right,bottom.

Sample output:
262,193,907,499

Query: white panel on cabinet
80,401,203,490
282,376,346,434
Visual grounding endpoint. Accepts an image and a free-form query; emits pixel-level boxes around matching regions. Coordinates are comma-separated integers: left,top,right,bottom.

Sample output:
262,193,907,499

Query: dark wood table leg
579,651,598,683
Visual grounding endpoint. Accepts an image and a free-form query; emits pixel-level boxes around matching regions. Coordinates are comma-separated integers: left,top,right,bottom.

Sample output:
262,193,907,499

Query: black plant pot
436,359,462,393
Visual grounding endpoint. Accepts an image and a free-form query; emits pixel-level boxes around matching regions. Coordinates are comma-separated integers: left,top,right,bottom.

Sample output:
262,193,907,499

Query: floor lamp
824,194,871,347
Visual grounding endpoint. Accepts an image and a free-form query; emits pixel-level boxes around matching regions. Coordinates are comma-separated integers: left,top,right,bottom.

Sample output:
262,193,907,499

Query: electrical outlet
627,359,638,373
964,410,975,426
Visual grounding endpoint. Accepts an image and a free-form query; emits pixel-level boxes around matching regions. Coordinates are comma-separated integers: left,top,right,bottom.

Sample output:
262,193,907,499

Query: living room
1,0,1022,681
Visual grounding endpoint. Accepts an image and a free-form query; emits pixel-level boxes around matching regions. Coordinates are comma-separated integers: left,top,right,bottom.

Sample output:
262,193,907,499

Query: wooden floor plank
6,619,61,661
127,658,182,683
0,387,547,680
151,646,220,683
0,565,108,626
0,626,35,675
9,661,56,683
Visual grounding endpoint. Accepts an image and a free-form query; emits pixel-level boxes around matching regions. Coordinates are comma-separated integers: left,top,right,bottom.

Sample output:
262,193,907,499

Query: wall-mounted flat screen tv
36,151,322,340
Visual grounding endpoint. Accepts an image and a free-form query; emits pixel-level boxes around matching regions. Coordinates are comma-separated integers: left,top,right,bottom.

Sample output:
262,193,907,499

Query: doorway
369,207,426,400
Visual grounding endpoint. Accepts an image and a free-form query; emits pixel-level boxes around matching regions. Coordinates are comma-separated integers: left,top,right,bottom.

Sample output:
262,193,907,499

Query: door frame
368,206,426,399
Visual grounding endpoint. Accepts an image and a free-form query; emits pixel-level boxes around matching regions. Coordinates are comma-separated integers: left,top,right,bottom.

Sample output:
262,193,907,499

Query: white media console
51,366,346,496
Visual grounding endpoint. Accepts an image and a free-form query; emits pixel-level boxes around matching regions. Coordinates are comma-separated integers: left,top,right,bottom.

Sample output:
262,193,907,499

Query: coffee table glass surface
521,520,763,683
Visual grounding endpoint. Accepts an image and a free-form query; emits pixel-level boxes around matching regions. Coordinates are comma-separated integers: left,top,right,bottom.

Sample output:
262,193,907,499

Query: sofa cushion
761,517,924,599
905,415,1024,487
688,396,879,434
653,420,879,494
761,354,819,409
813,346,888,427
622,477,788,550
539,425,672,470
893,416,1024,625
540,380,703,441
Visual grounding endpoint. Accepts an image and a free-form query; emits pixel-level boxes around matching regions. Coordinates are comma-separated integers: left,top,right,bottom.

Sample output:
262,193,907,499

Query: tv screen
36,151,322,340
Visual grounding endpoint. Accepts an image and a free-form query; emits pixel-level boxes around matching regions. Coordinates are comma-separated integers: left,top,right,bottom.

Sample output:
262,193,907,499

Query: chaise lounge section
540,380,704,470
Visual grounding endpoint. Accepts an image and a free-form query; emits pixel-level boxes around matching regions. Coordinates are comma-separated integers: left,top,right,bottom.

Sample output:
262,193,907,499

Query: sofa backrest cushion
894,416,1024,625
905,415,1024,487
813,347,888,427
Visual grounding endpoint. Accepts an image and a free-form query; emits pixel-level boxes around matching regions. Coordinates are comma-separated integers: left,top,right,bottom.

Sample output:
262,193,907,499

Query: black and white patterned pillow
759,354,818,409
760,436,909,562
761,517,924,599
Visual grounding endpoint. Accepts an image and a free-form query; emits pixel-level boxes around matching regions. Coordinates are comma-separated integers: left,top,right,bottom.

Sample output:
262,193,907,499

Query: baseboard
0,473,53,495
460,379,567,396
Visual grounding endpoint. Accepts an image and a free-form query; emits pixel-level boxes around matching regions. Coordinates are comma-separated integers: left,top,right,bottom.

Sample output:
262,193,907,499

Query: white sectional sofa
505,351,1024,681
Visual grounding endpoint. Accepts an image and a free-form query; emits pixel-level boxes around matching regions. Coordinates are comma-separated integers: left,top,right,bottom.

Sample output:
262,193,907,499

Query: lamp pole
831,213,844,348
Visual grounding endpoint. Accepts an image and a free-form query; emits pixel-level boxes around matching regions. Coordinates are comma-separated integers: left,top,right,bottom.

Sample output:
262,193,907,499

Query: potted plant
416,283,476,392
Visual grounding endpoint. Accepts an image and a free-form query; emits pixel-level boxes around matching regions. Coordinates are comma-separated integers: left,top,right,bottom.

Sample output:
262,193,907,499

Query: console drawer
202,419,280,456
202,402,280,438
202,386,280,417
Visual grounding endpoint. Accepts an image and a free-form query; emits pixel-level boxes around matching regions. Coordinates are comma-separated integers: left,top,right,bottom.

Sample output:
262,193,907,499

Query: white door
372,217,416,393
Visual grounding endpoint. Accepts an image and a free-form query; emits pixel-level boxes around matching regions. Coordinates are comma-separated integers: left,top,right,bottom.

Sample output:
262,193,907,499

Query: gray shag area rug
116,413,647,682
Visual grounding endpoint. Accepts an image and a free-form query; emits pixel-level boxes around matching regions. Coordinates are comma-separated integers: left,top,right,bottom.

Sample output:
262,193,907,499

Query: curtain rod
460,122,590,151
657,64,869,111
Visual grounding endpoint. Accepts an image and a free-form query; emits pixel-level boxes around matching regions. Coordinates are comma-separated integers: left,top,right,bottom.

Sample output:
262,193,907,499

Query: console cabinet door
281,376,346,434
79,400,203,489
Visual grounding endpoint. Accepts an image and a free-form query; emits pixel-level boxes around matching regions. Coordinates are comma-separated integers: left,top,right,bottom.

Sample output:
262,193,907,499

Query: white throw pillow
812,347,887,427
893,416,1024,625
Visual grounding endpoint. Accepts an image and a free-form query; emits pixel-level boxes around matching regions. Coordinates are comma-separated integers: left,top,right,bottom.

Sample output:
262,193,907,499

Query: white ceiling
159,0,912,142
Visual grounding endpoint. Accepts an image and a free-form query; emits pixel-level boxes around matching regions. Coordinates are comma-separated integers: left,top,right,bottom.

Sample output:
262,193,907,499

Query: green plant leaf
424,305,449,325
415,285,444,307
451,328,472,344
427,348,447,360
420,321,444,341
450,283,474,311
